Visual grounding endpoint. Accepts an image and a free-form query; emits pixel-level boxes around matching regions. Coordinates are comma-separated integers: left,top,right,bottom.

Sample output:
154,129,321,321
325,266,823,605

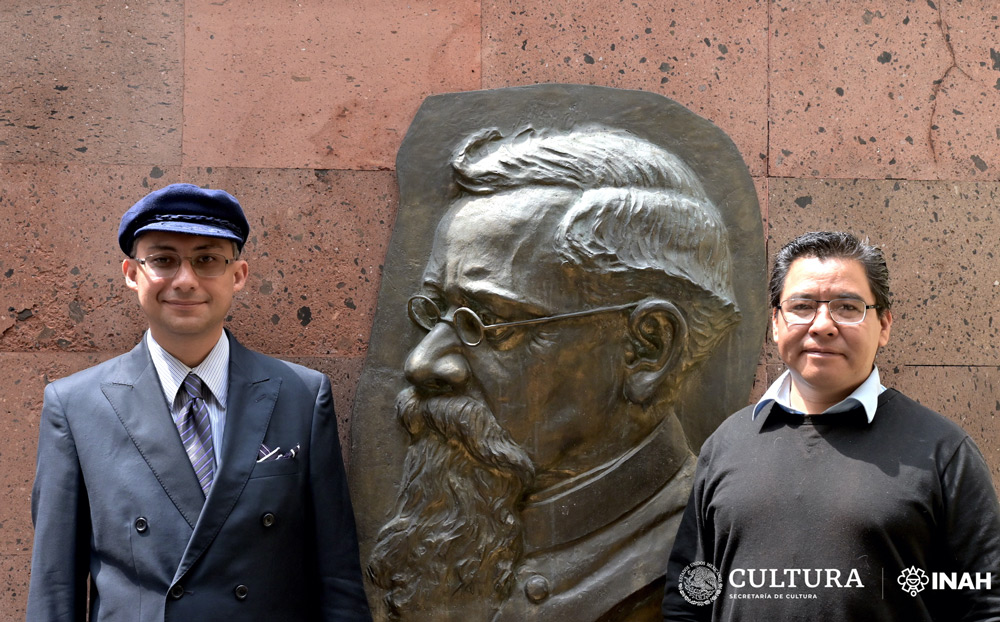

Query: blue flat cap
118,183,250,255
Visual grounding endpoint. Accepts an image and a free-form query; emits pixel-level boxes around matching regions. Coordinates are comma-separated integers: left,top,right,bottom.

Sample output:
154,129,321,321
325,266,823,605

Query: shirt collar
752,366,884,423
146,330,230,407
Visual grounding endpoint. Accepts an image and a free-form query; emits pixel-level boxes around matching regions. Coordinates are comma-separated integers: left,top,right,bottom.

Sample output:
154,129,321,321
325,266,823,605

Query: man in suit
27,183,372,621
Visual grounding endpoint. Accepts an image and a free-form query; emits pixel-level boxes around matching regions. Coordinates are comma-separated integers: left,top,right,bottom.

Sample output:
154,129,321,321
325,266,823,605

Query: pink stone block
482,0,769,177
0,353,113,555
0,553,30,622
930,0,1000,179
768,178,1000,367
176,168,397,358
0,165,397,359
753,175,768,229
0,1,183,164
0,165,173,353
770,0,1000,180
182,0,481,170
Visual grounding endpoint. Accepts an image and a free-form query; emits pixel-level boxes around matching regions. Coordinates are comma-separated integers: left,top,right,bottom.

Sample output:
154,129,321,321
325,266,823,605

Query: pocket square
257,442,279,463
257,442,300,463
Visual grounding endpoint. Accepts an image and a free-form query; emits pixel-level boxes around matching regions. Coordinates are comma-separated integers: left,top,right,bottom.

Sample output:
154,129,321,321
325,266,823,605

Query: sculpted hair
769,231,891,315
451,126,740,377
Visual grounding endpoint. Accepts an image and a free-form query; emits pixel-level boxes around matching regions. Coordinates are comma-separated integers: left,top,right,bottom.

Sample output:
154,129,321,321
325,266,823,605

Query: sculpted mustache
395,387,535,482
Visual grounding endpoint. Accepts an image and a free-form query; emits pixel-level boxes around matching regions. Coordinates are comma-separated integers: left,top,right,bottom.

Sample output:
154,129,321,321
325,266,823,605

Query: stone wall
2,1,999,617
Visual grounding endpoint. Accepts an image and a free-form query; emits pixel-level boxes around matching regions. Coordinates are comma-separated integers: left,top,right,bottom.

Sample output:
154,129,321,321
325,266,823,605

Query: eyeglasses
407,295,637,347
777,298,879,326
133,252,234,279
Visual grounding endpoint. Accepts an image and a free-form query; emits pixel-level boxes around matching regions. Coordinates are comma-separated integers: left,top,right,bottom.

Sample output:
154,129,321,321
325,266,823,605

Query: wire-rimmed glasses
133,252,234,279
407,295,637,347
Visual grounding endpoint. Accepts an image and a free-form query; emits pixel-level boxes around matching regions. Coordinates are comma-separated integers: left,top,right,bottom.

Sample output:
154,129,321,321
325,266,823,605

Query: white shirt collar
752,366,884,423
146,331,230,407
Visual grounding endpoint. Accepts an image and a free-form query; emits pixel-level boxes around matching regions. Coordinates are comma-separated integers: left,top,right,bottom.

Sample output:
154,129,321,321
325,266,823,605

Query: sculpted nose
403,323,470,393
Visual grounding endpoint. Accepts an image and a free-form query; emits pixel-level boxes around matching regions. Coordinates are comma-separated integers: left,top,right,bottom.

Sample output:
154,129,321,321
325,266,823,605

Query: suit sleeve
309,374,373,621
942,437,1000,622
661,444,714,622
27,381,91,622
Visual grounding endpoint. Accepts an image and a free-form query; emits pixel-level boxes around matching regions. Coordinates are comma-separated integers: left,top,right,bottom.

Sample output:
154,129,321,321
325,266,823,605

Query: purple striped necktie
176,373,215,496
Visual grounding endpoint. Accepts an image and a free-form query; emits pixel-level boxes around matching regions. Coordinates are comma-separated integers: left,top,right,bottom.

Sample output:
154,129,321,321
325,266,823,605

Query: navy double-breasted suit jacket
27,333,372,621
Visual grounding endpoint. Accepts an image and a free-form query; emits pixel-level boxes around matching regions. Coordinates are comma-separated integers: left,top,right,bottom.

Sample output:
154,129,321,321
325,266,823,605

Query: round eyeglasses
133,252,234,279
407,295,637,347
777,298,879,326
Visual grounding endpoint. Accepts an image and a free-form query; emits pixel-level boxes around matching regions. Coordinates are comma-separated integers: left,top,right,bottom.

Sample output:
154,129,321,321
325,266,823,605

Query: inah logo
898,566,929,596
679,561,723,606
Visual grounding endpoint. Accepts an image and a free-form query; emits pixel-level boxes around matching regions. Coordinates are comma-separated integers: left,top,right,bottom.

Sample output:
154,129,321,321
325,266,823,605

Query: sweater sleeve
661,445,715,622
940,436,1000,622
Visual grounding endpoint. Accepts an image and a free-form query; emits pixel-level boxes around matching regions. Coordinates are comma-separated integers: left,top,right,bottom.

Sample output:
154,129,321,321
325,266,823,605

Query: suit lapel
173,334,281,583
101,340,206,528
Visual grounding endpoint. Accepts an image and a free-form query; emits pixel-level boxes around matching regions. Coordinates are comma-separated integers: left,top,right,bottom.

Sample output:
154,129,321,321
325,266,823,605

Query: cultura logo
898,566,929,596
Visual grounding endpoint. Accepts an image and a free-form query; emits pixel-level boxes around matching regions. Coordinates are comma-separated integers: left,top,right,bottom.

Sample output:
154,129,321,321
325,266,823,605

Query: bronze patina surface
350,84,765,621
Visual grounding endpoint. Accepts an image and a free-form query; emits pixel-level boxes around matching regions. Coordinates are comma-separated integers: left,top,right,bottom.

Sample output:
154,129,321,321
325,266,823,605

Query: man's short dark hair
769,231,891,315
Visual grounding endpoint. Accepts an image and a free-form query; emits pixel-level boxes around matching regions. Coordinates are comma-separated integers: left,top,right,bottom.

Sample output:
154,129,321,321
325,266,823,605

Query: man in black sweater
662,231,1000,621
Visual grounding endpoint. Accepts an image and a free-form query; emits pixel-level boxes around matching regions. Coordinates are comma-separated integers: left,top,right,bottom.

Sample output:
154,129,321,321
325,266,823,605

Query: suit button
134,517,148,533
261,512,276,528
234,584,249,600
524,574,550,603
169,584,184,599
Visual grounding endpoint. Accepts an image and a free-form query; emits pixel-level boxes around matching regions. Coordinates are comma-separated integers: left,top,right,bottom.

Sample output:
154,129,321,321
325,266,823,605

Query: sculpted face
403,187,634,476
368,187,645,616
772,256,892,413
359,97,763,622
365,119,755,622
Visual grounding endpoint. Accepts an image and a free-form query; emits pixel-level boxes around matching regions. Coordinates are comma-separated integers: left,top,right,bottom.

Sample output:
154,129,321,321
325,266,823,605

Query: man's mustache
395,386,535,482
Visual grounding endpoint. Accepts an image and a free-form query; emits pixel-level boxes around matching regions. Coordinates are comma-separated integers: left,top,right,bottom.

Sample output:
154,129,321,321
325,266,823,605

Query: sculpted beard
368,387,536,617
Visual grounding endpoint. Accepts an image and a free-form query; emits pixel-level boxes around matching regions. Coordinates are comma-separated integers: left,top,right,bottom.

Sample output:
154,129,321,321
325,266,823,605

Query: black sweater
662,389,1000,621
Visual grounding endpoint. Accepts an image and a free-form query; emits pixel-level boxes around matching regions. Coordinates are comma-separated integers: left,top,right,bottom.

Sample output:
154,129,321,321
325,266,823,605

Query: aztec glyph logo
898,566,929,596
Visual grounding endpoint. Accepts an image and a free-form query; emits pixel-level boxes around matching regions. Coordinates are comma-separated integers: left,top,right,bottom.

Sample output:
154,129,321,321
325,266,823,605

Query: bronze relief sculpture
350,84,765,621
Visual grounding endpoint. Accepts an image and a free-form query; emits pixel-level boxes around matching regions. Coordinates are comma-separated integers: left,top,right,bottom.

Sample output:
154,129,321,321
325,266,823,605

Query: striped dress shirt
146,331,230,466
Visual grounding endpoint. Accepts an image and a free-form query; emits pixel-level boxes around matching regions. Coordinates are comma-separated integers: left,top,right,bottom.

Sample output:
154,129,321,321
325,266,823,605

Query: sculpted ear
623,299,688,405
